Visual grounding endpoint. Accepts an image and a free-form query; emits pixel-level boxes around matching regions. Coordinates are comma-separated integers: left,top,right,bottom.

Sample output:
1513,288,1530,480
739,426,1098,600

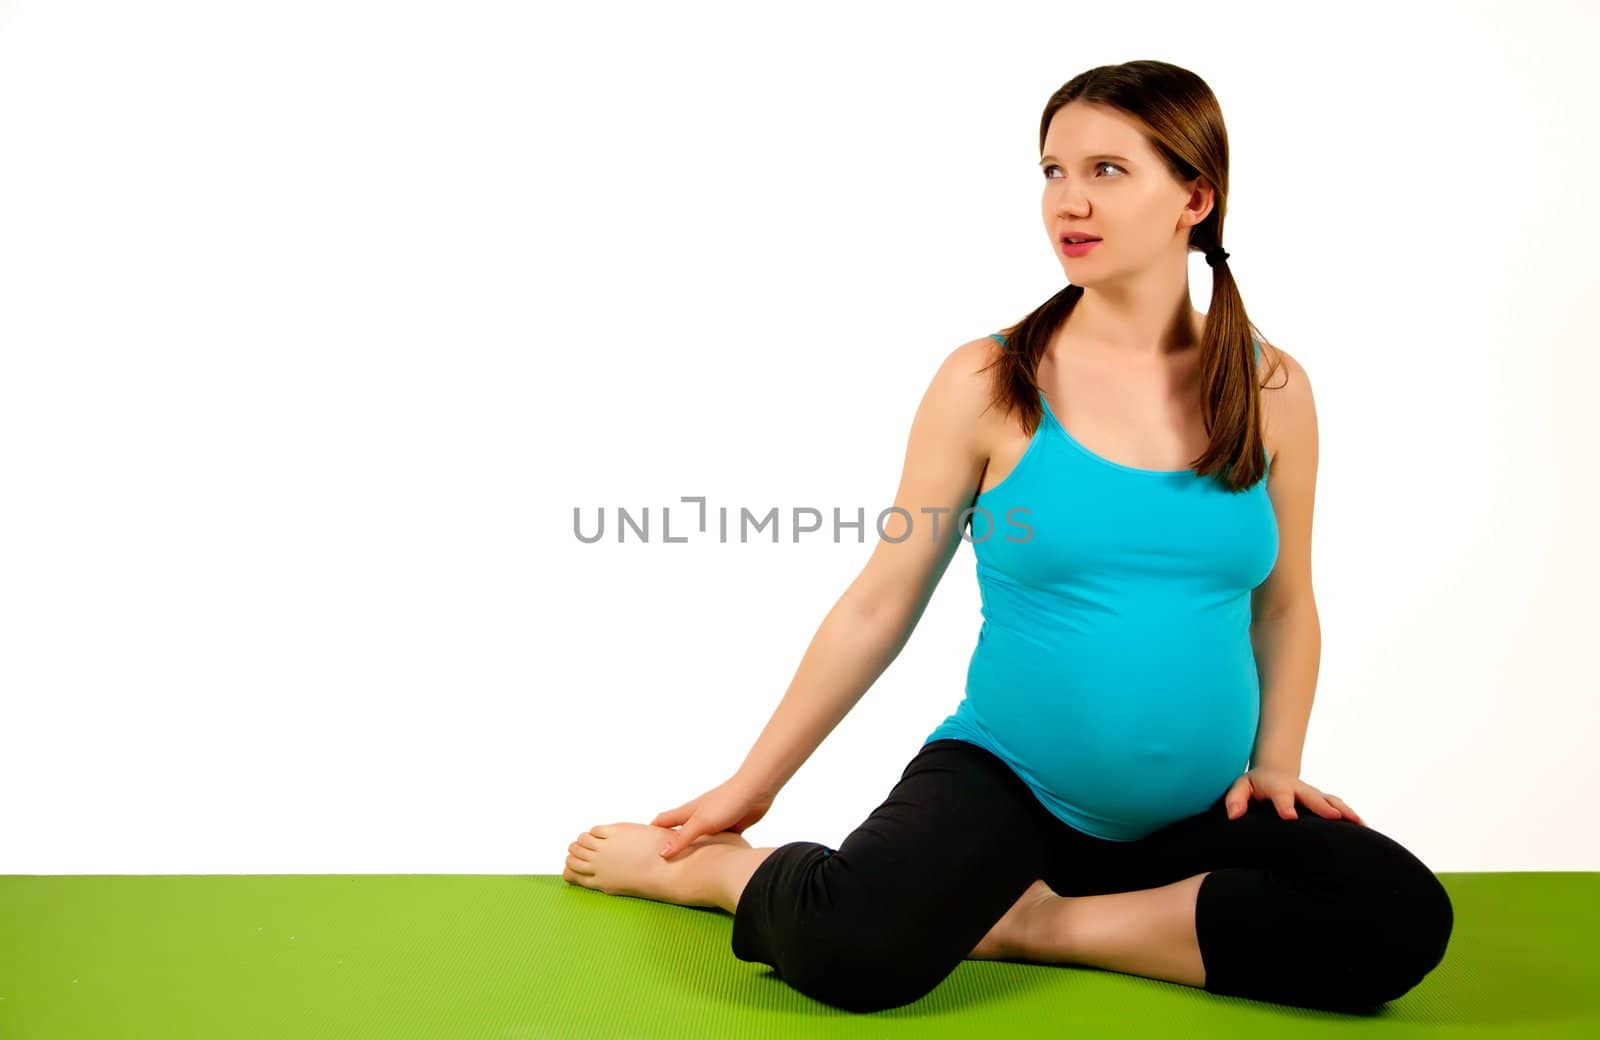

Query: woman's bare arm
733,336,1004,797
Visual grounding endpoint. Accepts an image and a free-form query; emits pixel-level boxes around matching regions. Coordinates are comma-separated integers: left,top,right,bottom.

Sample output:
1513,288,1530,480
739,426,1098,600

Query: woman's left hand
1222,767,1366,826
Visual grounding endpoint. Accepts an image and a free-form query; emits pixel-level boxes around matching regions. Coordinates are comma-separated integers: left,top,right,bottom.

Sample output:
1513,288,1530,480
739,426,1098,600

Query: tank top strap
994,330,1262,461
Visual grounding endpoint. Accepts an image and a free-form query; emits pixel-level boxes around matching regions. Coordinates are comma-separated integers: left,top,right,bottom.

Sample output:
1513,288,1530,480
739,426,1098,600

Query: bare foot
970,879,1061,960
563,823,751,908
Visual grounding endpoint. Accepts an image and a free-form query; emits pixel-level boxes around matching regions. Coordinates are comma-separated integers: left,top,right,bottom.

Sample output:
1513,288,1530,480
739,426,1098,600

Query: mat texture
1,872,1595,1038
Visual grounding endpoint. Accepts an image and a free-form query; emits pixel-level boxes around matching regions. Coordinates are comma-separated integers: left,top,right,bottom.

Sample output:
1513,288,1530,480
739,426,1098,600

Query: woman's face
1040,102,1211,284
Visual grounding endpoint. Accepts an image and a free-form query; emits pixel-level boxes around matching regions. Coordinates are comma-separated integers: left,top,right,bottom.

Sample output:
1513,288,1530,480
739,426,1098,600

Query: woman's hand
651,775,776,860
1222,766,1366,826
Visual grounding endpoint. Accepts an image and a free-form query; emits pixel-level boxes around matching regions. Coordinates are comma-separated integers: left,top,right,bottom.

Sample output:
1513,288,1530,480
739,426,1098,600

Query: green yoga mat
1,872,1594,1038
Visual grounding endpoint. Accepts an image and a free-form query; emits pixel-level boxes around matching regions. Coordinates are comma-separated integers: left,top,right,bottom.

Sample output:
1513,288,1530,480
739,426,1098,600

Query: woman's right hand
652,776,775,859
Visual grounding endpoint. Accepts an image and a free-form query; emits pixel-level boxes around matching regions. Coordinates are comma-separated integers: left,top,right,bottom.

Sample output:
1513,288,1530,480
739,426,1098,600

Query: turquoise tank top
923,332,1279,841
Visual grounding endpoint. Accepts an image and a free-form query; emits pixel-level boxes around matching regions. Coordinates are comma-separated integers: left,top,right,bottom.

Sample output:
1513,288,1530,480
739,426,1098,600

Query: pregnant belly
965,626,1260,831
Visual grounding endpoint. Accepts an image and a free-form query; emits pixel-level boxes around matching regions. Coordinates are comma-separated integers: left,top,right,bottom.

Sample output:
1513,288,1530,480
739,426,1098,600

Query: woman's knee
778,925,955,1013
1202,826,1455,1011
732,843,970,1012
1355,858,1454,1003
1309,845,1454,1008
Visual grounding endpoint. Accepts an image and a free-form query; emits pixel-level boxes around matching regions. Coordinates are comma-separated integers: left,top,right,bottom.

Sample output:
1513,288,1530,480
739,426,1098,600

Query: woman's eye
1043,162,1123,179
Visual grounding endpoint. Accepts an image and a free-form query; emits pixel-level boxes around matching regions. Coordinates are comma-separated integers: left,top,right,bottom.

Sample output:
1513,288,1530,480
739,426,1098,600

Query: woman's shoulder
917,334,1015,441
948,331,1010,370
1255,335,1307,392
1253,336,1315,466
920,330,1007,383
933,334,1012,410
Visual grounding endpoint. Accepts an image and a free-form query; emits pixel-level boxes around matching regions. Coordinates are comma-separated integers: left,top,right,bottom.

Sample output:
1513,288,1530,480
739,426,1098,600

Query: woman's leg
999,869,1214,986
730,738,1058,1012
564,827,779,914
1031,793,1454,1013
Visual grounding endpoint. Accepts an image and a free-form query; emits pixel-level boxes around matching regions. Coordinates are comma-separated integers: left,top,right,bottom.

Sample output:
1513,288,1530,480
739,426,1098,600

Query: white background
2,0,1595,874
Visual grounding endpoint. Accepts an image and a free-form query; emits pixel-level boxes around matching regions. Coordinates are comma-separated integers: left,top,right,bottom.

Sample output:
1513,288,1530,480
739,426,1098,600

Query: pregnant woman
561,59,1453,1015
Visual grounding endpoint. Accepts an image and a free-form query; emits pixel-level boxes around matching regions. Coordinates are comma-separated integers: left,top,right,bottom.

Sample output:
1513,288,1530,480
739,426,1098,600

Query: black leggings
731,739,1453,1014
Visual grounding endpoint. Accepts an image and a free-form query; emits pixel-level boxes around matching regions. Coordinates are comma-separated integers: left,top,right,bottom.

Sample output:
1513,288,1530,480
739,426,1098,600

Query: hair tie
1205,246,1230,268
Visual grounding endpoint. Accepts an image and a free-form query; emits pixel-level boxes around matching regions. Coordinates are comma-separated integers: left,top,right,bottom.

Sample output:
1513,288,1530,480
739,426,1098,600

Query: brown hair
986,60,1282,492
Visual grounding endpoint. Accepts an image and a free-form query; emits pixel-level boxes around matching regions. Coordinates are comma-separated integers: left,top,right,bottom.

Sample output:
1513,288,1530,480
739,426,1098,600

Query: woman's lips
1061,238,1101,257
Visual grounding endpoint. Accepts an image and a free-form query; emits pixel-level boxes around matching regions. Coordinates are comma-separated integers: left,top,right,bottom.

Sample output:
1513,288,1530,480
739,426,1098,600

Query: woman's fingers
1301,787,1344,819
1324,794,1366,826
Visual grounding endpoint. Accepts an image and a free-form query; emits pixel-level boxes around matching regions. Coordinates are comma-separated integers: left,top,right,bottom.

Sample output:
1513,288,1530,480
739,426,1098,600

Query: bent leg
1045,794,1454,1012
731,738,1055,1012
